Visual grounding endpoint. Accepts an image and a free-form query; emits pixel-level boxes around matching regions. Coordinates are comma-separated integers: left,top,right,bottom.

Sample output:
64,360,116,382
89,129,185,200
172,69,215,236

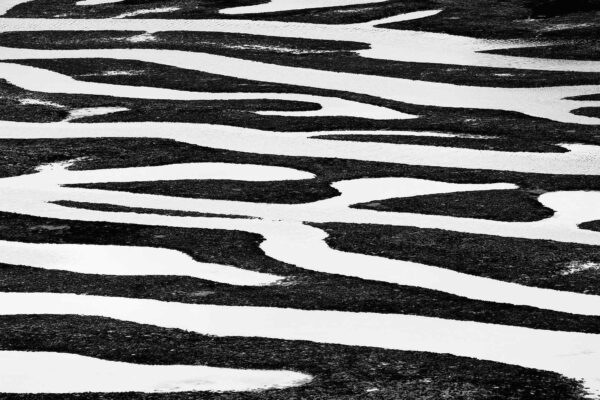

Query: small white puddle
114,7,181,19
213,42,336,54
64,107,128,122
127,32,156,43
76,0,124,6
560,261,600,276
98,69,143,76
0,350,311,393
32,159,315,183
19,98,64,108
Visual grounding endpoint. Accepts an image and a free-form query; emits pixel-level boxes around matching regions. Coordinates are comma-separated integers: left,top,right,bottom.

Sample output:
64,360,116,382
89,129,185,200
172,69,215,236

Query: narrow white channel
1,122,598,175
1,159,600,315
0,351,311,393
1,48,597,123
220,0,389,15
0,62,411,120
1,292,598,397
0,3,598,398
0,240,283,286
32,160,316,183
114,7,181,19
76,0,124,6
1,14,599,72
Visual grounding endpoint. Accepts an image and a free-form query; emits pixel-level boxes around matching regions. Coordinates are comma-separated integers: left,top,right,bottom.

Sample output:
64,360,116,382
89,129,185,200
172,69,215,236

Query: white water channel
0,4,599,397
219,0,389,15
4,0,391,15
0,61,411,120
0,240,283,285
2,122,600,175
1,47,598,124
1,11,599,73
0,350,311,393
1,292,599,396
75,0,123,6
0,160,313,285
0,157,599,316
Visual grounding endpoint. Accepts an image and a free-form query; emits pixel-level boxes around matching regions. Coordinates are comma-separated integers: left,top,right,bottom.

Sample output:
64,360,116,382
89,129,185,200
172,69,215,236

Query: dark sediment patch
315,222,600,295
579,219,600,232
382,0,600,41
52,201,255,219
0,315,589,400
527,0,600,18
569,93,600,101
312,134,567,152
68,179,340,204
483,41,600,61
572,107,600,119
1,212,600,333
353,189,554,222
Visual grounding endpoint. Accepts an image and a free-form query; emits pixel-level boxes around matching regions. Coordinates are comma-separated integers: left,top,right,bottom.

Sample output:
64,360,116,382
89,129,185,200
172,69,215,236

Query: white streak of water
0,14,598,72
1,292,598,396
1,122,597,175
0,350,311,393
0,240,283,285
1,48,596,123
1,160,600,315
76,0,124,6
0,62,411,120
220,0,388,15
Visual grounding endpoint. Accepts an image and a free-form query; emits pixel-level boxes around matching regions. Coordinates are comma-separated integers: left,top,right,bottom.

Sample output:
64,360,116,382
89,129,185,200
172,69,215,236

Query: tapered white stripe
0,351,311,393
0,292,598,396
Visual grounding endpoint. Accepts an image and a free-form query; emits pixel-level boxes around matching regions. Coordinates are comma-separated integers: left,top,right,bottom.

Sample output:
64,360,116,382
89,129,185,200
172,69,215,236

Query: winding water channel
0,3,599,397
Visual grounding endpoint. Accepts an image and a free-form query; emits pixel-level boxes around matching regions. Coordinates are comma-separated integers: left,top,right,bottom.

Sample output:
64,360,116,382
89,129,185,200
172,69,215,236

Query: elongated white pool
1,292,598,396
220,0,389,15
1,48,597,123
0,350,311,393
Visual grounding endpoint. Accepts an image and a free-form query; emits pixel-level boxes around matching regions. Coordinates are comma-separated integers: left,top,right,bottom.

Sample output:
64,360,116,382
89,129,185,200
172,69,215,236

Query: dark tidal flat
0,0,600,399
